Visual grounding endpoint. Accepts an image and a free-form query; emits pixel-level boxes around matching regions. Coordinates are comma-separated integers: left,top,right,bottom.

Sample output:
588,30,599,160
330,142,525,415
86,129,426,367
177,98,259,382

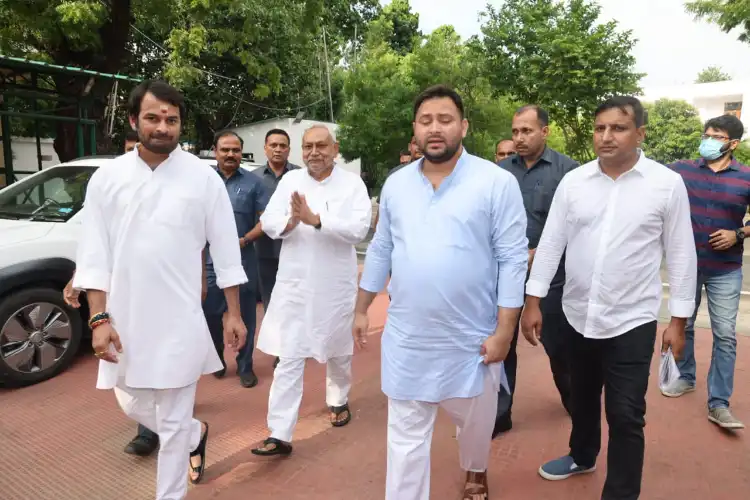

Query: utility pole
353,24,358,66
322,26,334,122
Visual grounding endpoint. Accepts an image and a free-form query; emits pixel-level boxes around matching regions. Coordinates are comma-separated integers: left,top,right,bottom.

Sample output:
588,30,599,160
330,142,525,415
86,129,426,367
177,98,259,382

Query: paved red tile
1,293,748,499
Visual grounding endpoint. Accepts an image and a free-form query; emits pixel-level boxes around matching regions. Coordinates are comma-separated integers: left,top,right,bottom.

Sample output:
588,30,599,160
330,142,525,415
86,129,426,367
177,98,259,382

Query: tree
642,99,703,164
0,0,379,159
480,0,643,162
336,20,417,188
696,65,731,83
378,0,421,55
337,19,516,188
686,0,750,42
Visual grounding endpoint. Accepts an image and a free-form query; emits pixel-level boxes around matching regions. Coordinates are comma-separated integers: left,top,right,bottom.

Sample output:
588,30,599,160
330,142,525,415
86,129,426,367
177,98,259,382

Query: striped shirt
670,158,750,275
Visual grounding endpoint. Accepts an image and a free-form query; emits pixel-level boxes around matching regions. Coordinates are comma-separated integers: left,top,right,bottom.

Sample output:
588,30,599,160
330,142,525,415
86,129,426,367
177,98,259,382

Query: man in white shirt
520,96,697,500
250,125,372,457
74,80,248,499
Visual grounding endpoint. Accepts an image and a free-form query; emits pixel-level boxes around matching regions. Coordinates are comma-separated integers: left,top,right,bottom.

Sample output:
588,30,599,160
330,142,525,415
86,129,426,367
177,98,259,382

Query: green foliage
733,142,750,165
686,0,750,42
546,122,568,155
379,0,421,55
480,0,643,163
0,0,380,157
695,65,732,83
337,20,516,184
642,99,703,165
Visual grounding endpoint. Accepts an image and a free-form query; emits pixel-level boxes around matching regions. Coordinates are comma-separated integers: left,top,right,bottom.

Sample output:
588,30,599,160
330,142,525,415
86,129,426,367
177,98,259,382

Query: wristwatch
736,228,746,242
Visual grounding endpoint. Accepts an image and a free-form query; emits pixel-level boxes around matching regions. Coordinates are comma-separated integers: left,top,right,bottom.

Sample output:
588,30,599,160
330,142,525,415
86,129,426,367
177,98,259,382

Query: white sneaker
708,408,745,430
661,379,695,398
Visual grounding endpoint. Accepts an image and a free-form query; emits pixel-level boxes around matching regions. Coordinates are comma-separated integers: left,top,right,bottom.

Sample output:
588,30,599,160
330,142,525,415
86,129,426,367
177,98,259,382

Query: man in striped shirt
666,114,749,430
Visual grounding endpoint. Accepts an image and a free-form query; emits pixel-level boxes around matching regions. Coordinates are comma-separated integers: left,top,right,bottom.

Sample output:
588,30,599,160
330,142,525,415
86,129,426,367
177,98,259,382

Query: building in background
0,136,59,186
641,80,750,137
227,117,362,176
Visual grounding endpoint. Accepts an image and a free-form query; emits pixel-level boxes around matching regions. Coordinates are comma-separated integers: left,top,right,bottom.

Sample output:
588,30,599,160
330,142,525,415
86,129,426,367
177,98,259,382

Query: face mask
699,137,729,161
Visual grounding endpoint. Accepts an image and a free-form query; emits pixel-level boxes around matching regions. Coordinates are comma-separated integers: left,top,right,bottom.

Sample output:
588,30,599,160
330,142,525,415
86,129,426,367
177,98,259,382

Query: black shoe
492,415,512,439
124,434,159,456
214,359,227,378
239,370,258,388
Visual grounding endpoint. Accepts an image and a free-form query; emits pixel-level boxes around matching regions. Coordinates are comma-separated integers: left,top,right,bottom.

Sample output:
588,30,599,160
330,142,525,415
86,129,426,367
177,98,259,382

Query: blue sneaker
538,455,596,481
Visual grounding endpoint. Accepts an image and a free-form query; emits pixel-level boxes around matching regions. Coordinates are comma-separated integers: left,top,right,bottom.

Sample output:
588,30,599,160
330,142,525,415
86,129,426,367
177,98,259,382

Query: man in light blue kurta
355,84,528,500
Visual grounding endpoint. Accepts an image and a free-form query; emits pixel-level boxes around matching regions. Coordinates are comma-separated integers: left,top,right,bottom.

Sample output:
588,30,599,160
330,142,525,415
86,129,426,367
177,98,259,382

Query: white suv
0,155,261,387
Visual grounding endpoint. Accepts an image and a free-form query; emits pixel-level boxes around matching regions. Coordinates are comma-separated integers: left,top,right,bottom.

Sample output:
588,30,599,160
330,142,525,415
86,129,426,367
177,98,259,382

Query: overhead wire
95,0,328,114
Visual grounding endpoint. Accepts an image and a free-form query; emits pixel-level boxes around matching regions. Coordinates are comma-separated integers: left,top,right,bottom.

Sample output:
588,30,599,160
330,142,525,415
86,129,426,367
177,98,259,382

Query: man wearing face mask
665,114,750,430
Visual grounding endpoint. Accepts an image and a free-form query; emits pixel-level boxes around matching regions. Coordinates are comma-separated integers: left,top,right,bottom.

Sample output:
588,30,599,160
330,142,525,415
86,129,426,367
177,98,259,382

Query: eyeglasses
701,134,731,142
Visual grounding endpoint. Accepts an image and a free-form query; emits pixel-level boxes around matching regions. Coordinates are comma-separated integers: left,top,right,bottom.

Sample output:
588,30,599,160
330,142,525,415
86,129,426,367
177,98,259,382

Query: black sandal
251,437,293,456
188,421,209,485
329,403,352,427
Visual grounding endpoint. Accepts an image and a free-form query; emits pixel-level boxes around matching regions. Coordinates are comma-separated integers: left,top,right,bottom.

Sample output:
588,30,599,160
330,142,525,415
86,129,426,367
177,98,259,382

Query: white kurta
257,166,372,362
73,148,248,390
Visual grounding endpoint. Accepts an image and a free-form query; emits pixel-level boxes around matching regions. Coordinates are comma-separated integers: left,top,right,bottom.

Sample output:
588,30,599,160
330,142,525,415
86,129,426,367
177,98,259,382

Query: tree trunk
49,0,132,162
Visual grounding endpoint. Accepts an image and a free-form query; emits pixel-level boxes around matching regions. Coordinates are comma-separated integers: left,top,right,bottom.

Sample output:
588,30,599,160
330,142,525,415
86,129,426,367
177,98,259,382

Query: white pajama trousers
267,355,352,442
385,371,497,500
114,380,202,500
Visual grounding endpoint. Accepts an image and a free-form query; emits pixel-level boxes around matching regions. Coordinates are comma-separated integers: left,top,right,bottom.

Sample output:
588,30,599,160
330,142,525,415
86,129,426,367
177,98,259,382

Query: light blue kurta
360,150,528,403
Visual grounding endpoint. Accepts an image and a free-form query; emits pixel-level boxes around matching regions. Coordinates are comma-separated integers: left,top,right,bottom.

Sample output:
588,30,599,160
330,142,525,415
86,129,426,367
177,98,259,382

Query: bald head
495,139,516,162
303,124,336,144
302,124,339,178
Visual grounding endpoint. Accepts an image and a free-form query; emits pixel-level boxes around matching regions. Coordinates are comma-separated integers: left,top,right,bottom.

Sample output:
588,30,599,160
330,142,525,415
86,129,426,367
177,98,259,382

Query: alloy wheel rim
0,302,72,374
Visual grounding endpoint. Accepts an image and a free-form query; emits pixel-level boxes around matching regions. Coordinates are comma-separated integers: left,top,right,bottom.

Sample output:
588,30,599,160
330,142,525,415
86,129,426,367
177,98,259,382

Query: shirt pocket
233,190,254,215
532,185,555,215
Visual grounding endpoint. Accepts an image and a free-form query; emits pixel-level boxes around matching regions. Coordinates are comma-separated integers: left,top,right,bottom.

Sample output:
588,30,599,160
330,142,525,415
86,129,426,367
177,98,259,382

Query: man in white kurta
74,82,247,500
251,125,372,456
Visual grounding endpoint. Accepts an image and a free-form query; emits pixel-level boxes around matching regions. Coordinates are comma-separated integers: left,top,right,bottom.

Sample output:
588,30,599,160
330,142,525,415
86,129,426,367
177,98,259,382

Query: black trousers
496,288,572,425
258,258,279,312
136,423,157,441
567,318,656,500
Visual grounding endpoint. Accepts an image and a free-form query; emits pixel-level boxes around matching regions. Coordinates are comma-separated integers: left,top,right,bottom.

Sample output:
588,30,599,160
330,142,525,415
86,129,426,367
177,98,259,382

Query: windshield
0,165,98,222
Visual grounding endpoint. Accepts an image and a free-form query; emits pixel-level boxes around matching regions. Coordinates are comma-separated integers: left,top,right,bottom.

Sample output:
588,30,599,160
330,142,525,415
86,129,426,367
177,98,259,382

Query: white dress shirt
526,152,697,339
74,148,247,389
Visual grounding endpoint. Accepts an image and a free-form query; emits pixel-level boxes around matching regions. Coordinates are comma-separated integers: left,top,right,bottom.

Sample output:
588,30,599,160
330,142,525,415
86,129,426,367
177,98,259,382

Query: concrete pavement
0,294,748,499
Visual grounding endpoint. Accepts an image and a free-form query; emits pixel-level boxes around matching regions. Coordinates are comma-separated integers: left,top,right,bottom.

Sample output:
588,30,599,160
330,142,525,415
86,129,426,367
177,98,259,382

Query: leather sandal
251,437,293,456
188,422,209,484
463,470,489,499
329,403,352,427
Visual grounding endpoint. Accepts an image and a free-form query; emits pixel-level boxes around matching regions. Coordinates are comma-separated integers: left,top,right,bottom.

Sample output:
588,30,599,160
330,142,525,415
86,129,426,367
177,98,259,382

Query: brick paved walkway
1,293,748,499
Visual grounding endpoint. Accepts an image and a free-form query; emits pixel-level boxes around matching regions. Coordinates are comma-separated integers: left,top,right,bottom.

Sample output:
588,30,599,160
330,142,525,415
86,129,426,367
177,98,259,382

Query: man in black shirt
495,105,578,437
252,129,300,368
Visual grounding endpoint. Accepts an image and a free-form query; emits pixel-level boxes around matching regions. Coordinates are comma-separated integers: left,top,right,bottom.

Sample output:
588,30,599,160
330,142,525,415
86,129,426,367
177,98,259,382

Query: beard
135,122,179,155
140,136,178,155
420,139,461,164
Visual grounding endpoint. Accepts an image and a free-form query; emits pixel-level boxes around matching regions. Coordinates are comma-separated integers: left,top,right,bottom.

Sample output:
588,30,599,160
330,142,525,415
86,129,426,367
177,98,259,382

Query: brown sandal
329,403,352,427
463,470,489,500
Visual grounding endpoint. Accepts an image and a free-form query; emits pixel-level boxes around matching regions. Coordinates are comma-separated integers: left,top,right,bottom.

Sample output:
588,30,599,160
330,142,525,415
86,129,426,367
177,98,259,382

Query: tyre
0,287,83,387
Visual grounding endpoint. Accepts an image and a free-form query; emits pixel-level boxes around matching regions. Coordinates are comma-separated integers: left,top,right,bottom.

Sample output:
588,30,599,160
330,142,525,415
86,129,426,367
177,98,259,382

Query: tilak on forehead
160,105,169,114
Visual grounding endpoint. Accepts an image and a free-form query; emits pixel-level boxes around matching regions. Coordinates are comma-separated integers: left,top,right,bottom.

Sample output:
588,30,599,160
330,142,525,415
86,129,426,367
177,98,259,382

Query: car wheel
0,288,83,387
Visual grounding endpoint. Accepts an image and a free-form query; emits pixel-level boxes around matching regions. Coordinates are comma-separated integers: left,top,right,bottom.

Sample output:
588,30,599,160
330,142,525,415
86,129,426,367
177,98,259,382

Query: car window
0,165,98,221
